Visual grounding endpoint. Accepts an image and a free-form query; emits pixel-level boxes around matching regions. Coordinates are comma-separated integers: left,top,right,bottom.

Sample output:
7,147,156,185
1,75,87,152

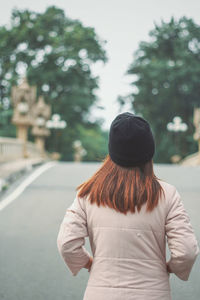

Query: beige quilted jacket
57,179,199,300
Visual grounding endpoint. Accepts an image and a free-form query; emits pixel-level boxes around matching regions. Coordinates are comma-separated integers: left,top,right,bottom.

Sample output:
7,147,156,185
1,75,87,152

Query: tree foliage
0,6,108,160
120,17,200,163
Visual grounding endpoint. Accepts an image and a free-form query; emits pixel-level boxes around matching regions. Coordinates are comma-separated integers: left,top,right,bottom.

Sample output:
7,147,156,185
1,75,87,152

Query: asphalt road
0,162,199,300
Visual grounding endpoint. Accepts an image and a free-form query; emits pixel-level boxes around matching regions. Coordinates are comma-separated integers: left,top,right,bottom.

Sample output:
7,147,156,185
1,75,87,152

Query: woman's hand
166,261,172,274
84,256,93,272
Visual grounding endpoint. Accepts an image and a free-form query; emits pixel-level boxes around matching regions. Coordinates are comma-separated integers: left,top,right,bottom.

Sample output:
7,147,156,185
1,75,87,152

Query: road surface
0,162,199,300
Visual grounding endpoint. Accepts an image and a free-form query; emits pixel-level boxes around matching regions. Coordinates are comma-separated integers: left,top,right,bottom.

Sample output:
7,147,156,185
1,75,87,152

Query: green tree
119,17,200,163
76,124,108,162
0,6,107,160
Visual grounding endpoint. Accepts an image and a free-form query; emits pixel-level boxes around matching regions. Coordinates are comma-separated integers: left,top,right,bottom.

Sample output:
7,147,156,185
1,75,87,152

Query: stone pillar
11,78,36,158
31,96,51,157
193,107,200,156
35,137,45,155
17,125,29,142
73,140,87,162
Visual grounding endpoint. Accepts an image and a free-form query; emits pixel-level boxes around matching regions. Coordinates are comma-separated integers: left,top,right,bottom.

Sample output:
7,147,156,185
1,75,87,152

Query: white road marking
0,161,58,212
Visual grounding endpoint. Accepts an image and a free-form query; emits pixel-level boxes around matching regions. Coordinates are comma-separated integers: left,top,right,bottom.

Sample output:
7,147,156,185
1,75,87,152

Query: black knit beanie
108,112,155,167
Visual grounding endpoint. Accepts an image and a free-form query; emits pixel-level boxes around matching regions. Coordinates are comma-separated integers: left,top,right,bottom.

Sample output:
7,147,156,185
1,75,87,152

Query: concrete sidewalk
0,157,50,192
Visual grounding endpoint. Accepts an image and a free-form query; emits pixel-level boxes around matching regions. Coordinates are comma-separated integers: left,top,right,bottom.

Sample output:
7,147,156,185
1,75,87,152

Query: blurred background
0,0,200,169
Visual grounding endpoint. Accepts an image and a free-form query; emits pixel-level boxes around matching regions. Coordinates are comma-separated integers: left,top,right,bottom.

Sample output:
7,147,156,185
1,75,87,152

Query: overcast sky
1,0,200,129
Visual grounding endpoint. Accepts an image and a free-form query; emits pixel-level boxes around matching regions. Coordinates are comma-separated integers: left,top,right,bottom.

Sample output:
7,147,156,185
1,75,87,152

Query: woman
57,112,199,300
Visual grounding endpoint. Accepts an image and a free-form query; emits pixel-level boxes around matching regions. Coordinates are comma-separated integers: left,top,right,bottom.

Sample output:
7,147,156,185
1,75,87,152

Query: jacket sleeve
57,195,91,276
165,187,199,281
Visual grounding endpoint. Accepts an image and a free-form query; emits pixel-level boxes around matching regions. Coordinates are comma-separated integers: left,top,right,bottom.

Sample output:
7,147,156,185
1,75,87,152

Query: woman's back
57,113,199,300
76,179,196,299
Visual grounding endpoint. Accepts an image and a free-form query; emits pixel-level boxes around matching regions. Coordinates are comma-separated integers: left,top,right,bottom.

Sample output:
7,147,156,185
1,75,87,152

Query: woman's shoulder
157,178,181,210
157,178,179,203
157,178,176,192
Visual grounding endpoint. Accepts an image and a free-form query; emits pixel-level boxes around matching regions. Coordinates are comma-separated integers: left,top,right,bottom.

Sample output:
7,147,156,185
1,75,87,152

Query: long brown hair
77,155,165,214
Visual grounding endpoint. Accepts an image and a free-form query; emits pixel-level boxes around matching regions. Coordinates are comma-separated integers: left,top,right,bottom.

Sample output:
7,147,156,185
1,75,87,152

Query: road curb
0,157,51,193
